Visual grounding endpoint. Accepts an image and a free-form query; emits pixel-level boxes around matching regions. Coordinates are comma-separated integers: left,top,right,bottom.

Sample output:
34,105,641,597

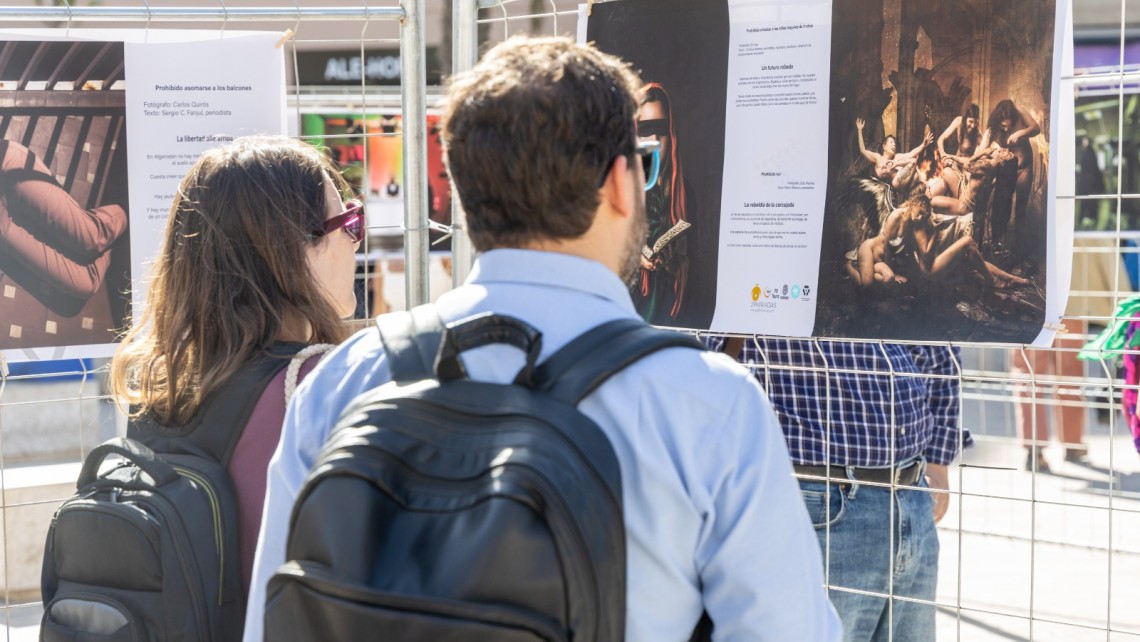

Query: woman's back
102,135,359,638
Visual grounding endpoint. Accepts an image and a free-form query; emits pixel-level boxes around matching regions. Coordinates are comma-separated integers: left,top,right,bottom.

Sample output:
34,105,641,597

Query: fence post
400,0,430,308
449,0,479,286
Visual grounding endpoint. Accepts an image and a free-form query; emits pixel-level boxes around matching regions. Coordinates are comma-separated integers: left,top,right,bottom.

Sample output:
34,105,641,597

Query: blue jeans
799,476,939,642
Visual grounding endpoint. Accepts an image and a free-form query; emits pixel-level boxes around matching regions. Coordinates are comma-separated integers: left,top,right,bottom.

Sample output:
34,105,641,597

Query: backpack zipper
171,465,226,606
45,487,100,553
47,496,160,555
143,492,211,638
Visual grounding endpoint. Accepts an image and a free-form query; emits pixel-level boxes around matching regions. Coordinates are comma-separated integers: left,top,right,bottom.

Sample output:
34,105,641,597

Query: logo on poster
750,284,778,311
791,285,801,299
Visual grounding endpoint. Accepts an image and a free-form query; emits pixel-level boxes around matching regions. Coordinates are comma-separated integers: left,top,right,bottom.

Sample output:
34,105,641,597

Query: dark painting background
588,0,729,330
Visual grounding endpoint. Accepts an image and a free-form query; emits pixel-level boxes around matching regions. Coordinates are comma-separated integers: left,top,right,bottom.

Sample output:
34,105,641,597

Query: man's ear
601,154,635,219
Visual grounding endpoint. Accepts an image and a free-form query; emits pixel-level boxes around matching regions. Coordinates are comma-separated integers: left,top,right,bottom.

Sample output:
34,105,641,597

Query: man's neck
520,235,622,278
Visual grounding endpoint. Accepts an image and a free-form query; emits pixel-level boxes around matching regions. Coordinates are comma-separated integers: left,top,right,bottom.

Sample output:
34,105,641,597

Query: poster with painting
584,0,1072,344
0,30,286,361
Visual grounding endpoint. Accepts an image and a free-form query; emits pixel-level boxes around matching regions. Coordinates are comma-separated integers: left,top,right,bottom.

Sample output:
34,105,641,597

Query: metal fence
463,2,1140,641
0,0,1136,640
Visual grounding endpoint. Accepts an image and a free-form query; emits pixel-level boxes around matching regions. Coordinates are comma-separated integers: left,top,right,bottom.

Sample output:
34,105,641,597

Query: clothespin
587,0,595,16
276,29,296,49
1043,322,1067,333
0,354,7,379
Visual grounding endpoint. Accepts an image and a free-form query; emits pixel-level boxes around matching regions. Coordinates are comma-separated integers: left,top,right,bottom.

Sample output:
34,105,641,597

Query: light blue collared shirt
245,249,840,642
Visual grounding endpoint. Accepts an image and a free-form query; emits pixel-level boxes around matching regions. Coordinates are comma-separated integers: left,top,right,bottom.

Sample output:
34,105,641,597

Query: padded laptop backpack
264,307,707,641
41,345,303,642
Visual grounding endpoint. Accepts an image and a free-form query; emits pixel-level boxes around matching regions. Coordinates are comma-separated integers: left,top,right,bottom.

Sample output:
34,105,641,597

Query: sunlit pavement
934,424,1140,641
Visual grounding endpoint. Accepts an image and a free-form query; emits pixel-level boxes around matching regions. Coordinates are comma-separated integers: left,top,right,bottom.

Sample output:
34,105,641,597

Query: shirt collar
467,249,637,313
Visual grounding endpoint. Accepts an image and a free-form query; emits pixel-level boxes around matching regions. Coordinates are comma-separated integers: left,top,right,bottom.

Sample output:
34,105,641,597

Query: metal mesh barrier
0,1,427,637
464,1,1140,640
0,0,1135,639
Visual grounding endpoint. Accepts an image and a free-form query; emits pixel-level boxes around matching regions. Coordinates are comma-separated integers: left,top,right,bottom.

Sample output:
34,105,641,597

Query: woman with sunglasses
110,135,361,601
633,82,691,324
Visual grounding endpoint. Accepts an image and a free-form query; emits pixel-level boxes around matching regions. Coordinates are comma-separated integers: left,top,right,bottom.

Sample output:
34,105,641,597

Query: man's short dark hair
440,36,643,251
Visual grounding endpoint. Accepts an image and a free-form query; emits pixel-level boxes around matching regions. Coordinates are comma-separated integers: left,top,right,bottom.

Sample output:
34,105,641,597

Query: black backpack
264,308,707,641
40,345,303,642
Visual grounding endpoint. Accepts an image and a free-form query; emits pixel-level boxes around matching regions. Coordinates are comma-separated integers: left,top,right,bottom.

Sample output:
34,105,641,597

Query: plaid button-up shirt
705,337,971,467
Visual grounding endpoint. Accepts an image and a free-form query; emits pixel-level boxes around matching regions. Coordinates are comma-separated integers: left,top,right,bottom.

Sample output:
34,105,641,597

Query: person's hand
856,117,866,130
925,463,950,523
1007,131,1025,145
922,130,934,147
639,254,656,271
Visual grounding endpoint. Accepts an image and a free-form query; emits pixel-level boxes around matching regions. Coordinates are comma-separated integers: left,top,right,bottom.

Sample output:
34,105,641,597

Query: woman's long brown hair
640,82,689,318
958,103,980,154
111,136,351,425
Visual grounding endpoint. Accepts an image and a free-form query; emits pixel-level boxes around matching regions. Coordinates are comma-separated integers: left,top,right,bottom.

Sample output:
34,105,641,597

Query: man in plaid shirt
708,336,971,642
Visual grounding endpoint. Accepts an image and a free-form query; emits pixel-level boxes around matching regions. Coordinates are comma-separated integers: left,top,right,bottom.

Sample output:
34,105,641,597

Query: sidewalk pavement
935,427,1140,641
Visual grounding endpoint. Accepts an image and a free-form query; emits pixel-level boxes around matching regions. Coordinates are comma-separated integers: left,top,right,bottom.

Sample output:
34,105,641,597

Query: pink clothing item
1123,316,1140,455
228,354,321,595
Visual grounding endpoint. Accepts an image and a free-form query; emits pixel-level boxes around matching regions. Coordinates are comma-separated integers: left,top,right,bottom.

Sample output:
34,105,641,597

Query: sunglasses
636,139,662,192
637,118,668,138
598,139,661,192
318,199,365,244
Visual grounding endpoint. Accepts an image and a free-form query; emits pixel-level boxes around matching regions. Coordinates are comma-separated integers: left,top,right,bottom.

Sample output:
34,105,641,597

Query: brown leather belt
793,461,924,486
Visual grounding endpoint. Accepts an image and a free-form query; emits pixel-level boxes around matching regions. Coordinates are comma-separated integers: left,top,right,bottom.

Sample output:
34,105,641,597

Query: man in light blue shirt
245,36,840,641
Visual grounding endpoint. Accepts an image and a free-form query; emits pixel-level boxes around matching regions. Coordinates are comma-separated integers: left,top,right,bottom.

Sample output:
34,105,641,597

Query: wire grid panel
465,0,1139,640
0,361,117,635
0,1,426,639
475,0,579,43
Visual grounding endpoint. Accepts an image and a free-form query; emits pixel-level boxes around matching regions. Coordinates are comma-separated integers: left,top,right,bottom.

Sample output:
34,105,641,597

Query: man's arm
695,375,842,641
910,345,972,523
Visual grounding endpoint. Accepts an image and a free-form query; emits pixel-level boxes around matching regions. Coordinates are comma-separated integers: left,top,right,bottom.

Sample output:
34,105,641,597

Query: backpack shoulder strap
535,318,705,405
128,343,304,465
284,343,337,405
192,348,301,465
375,303,445,382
